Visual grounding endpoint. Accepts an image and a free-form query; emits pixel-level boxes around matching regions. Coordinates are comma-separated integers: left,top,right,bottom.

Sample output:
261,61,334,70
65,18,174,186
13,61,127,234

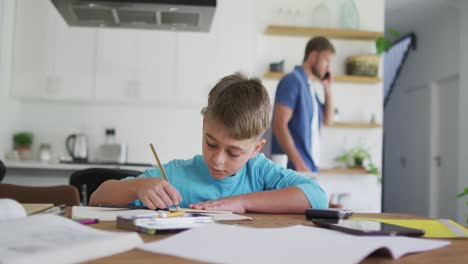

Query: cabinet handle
45,76,61,96
126,80,140,98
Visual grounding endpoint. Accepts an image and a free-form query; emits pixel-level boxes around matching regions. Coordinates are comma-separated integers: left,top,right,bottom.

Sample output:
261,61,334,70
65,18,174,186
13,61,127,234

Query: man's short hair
303,36,336,62
201,73,271,140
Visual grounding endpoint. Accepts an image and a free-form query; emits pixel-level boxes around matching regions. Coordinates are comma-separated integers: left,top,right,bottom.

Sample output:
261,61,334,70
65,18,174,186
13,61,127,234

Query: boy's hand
135,178,182,210
189,196,248,214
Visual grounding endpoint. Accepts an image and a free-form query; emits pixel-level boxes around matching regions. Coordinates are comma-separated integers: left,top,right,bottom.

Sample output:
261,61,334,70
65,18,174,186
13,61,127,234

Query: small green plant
13,132,33,149
335,146,379,176
457,187,468,224
457,187,468,205
376,29,401,55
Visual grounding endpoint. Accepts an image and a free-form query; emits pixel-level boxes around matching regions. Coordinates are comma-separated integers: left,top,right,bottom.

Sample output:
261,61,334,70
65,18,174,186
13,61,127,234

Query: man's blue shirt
271,66,323,172
124,153,328,209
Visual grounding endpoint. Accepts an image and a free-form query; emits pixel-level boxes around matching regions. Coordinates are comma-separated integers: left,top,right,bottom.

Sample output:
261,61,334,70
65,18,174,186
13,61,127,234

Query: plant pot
15,146,33,160
345,54,380,77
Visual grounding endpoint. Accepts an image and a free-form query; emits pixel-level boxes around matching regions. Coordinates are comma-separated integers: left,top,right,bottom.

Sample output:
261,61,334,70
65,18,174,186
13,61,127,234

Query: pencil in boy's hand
149,143,181,211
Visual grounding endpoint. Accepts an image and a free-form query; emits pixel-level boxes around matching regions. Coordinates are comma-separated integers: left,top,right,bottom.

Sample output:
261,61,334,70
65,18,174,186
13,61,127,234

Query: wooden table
74,211,467,264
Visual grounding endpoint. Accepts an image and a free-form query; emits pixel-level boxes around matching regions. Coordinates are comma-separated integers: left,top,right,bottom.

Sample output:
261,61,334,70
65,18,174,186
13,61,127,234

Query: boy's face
202,118,265,180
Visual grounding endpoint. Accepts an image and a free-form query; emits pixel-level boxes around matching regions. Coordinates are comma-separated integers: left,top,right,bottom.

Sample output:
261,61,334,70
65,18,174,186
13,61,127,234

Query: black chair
0,160,5,182
69,168,142,205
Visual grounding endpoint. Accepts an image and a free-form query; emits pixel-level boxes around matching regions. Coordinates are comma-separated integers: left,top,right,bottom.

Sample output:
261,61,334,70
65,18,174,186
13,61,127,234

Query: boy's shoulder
246,153,271,168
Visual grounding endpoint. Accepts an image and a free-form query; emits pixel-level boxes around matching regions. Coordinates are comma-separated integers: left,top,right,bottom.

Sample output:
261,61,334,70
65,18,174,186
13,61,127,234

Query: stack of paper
0,214,144,264
72,206,252,221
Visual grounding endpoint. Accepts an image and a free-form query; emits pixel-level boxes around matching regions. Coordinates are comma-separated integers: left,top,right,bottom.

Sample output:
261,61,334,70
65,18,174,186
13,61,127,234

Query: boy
90,73,328,213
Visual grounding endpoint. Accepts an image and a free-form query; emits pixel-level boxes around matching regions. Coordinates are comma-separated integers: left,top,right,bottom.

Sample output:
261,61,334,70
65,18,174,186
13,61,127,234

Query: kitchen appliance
50,0,217,32
66,134,88,162
96,128,127,163
96,143,128,164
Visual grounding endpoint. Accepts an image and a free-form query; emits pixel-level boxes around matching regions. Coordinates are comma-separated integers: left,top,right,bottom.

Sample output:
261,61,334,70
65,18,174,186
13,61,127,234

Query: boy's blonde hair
201,73,271,140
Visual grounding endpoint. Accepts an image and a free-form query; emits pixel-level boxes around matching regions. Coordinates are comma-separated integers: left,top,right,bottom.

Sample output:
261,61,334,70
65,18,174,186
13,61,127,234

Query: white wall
1,0,384,166
255,0,384,212
1,0,385,213
458,0,468,223
0,0,256,164
384,3,466,222
256,0,384,172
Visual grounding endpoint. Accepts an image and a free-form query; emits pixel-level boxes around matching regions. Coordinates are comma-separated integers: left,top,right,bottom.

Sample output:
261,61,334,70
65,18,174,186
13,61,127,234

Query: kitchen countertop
4,160,152,171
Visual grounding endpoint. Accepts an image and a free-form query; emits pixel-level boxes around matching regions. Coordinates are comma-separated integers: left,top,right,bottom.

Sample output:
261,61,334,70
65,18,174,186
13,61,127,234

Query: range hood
50,0,216,32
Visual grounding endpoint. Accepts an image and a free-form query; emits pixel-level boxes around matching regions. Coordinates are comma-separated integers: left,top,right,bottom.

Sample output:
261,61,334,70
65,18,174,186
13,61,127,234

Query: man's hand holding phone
320,70,332,90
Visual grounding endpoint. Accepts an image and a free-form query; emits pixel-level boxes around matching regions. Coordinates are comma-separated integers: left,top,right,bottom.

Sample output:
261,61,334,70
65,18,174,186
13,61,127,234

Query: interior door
434,75,459,219
398,83,432,216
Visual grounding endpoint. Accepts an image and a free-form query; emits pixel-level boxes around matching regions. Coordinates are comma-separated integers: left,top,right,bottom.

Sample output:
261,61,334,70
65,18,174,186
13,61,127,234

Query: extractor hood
50,0,216,32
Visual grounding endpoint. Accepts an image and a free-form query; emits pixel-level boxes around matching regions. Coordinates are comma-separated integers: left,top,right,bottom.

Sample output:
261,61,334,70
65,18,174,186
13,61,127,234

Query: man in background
271,36,335,172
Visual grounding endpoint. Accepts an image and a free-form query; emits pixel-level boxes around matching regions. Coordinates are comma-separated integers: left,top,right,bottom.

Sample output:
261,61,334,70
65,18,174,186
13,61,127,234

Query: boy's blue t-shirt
123,153,328,209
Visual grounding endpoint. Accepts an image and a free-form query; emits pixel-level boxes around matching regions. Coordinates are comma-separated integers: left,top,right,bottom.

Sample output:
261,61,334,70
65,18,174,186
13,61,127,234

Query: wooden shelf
265,25,383,40
263,72,382,84
320,167,369,175
325,122,382,129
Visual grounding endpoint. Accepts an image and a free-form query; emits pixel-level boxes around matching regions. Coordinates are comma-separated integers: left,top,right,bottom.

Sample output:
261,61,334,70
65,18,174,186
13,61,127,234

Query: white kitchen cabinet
175,0,256,106
11,0,48,99
12,0,96,100
95,29,176,104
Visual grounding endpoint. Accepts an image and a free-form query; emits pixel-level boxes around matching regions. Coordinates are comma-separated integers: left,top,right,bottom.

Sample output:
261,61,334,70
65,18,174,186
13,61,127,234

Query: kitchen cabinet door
12,1,96,101
175,0,256,107
134,31,176,104
11,0,48,98
95,29,136,102
95,29,176,104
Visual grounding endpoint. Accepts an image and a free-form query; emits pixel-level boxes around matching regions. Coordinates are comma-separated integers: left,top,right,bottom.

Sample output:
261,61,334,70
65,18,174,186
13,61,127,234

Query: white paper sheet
139,223,450,264
0,199,27,221
72,206,251,221
0,214,143,264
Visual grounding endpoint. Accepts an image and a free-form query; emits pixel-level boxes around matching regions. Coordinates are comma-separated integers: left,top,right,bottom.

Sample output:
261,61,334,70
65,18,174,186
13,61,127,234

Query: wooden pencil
149,143,181,211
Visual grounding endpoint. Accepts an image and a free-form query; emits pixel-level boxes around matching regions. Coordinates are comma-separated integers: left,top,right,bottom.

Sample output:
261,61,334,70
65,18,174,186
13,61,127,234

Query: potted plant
375,29,401,55
345,29,401,77
335,146,379,176
13,132,33,160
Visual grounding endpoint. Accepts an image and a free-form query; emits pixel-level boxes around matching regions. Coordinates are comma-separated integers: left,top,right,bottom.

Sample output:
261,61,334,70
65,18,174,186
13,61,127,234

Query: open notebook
0,199,143,264
139,223,451,264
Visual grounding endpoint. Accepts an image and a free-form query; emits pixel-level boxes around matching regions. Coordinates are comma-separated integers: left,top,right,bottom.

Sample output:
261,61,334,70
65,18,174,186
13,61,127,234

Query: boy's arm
189,186,310,214
89,178,182,209
89,179,140,206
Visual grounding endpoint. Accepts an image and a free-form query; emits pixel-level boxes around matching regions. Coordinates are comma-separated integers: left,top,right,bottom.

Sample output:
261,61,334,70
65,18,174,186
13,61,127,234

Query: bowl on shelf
269,60,285,72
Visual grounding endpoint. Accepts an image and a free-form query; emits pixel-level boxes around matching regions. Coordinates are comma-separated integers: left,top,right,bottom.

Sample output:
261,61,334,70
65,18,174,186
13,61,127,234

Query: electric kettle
66,133,88,161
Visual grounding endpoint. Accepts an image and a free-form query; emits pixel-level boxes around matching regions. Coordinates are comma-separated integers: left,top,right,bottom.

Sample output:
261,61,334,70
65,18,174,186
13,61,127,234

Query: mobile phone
305,208,353,220
311,219,425,237
321,72,330,81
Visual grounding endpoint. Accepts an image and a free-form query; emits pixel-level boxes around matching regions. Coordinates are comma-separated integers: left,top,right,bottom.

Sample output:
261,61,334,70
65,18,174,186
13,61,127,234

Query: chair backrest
0,183,80,206
0,160,6,182
69,168,142,205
